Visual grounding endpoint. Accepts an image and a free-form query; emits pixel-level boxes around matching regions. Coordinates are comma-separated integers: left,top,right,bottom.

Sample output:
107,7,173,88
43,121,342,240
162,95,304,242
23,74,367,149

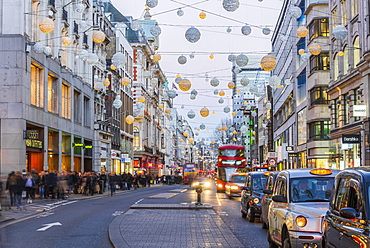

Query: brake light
310,169,332,175
351,235,367,248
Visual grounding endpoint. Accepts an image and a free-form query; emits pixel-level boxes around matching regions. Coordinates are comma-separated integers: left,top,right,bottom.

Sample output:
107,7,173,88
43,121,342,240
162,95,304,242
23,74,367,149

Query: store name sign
342,134,360,144
25,139,43,149
353,105,366,117
24,130,39,139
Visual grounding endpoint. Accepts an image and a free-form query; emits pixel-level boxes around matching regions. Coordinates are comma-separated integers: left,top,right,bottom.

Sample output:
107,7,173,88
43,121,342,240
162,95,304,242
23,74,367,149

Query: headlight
230,185,239,190
193,182,199,187
204,182,210,187
217,184,223,188
296,215,307,227
253,198,260,204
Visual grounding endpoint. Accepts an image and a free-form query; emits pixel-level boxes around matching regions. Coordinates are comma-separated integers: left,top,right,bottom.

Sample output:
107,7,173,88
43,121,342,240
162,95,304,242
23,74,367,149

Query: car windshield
230,175,246,183
251,175,267,191
290,177,334,203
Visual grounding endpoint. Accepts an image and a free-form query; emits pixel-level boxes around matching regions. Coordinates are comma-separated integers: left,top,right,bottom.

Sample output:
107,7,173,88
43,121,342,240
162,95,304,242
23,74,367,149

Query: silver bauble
241,25,251,35
185,26,201,43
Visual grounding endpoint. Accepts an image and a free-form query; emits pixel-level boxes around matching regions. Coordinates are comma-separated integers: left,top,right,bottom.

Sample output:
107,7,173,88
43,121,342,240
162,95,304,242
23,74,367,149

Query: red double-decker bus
217,144,246,192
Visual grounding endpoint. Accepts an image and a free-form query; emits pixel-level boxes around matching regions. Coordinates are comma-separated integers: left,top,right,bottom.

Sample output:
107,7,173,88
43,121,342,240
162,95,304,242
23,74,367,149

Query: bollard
195,186,203,205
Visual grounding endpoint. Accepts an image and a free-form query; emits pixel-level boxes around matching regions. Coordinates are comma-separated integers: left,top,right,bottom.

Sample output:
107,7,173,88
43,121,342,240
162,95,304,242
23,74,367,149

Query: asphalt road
0,183,269,248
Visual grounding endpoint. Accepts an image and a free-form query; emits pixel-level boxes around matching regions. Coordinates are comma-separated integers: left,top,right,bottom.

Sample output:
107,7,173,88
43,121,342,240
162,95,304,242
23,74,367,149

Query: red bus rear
217,144,246,192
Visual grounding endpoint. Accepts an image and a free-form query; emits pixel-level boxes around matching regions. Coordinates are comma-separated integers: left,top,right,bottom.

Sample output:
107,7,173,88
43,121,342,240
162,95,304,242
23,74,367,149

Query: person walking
132,175,138,190
13,171,24,210
24,173,35,204
5,171,16,207
108,172,117,196
30,169,39,199
38,171,46,199
126,173,133,190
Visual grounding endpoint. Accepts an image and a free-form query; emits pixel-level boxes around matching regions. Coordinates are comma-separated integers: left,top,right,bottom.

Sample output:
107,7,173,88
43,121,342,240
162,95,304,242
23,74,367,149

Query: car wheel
241,210,247,218
248,208,255,222
283,235,291,248
267,232,278,248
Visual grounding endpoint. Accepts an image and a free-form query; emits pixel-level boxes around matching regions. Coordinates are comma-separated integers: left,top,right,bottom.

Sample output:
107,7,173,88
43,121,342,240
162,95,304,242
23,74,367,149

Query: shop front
25,125,44,172
329,134,361,170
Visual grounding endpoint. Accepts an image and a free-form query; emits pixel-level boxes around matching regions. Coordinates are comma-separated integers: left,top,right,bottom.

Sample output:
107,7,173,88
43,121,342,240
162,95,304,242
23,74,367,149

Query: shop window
308,18,329,39
310,52,330,73
332,98,339,128
333,54,339,80
74,91,81,124
83,97,90,127
343,46,349,74
309,121,330,140
48,74,58,114
353,88,361,121
310,86,329,106
343,93,349,125
133,127,140,149
62,82,71,119
353,37,361,67
30,63,44,108
297,70,307,106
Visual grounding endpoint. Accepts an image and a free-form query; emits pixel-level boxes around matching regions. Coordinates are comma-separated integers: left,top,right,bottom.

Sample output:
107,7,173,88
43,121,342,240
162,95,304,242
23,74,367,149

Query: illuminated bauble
332,25,347,40
233,66,242,74
181,151,185,155
178,55,187,65
189,52,195,59
199,12,206,19
112,52,125,69
236,54,249,67
62,37,72,45
236,89,241,93
103,78,110,87
39,18,55,33
195,132,199,136
150,25,162,36
166,90,176,100
44,46,52,55
110,64,117,70
338,51,344,56
228,82,236,89
251,111,257,117
210,77,220,87
153,53,161,61
165,108,171,114
185,26,201,43
260,55,277,71
179,79,191,91
241,25,252,35
92,31,105,43
190,94,196,100
290,6,302,19
301,53,310,62
146,0,158,8
284,78,291,85
188,138,194,143
94,81,104,90
240,76,250,86
297,27,309,37
183,131,189,137
218,98,224,104
175,77,182,84
232,112,237,116
33,42,45,54
79,49,89,61
269,75,281,89
219,90,225,96
224,106,230,113
298,49,305,55
309,43,322,55
191,89,198,96
214,89,219,95
200,107,210,117
131,21,141,31
87,53,99,65
227,27,232,33
240,125,248,133
121,77,131,86
228,54,236,62
262,27,271,35
136,102,144,109
209,54,215,59
75,2,86,13
223,0,240,12
113,95,122,109
177,9,184,16
187,110,196,119
158,103,164,109
181,105,185,109
138,96,146,103
266,102,272,110
222,125,228,131
125,115,135,124
200,123,206,130
218,128,222,131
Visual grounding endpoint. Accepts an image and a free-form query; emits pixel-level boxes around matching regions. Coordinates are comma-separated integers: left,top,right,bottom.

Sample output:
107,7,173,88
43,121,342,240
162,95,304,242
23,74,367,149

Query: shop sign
268,152,277,158
24,130,39,139
111,152,118,158
25,139,43,149
148,163,153,167
353,105,367,117
72,143,84,147
342,134,360,144
85,145,93,149
288,152,298,157
286,146,294,151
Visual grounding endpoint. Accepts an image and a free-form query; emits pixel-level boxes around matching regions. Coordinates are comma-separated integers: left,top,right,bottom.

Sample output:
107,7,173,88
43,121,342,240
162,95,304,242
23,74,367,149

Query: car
225,173,246,197
191,177,212,189
260,171,279,229
267,168,339,248
323,167,370,248
240,171,268,222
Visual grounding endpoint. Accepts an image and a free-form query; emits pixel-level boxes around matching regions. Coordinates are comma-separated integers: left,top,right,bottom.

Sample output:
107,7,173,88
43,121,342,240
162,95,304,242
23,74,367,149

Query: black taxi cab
323,167,370,248
267,168,339,248
261,171,279,229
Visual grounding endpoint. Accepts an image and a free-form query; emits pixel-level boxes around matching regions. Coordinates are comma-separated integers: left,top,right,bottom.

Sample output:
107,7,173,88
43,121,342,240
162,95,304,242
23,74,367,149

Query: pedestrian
108,172,117,196
24,173,35,203
132,175,138,190
13,171,24,210
30,169,39,199
126,173,133,190
121,172,127,190
5,171,16,207
38,171,45,199
99,172,107,193
45,171,57,199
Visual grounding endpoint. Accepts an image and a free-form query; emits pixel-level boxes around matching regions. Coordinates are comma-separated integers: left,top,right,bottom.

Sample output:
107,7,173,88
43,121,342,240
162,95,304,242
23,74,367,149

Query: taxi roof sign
310,169,332,175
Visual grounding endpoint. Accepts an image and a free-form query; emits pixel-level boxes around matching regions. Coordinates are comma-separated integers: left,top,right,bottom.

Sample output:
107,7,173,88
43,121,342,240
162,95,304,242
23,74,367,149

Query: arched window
133,127,140,149
343,46,348,73
341,0,348,25
333,54,339,80
353,37,360,67
351,0,358,19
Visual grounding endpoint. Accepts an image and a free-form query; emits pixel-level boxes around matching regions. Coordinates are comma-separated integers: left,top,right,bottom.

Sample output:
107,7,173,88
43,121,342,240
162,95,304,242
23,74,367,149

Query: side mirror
272,195,287,203
263,189,273,195
339,208,359,219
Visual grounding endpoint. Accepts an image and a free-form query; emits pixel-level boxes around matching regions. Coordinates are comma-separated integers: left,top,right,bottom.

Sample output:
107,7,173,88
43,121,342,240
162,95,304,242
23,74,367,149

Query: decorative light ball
219,90,225,96
251,111,257,117
191,89,198,96
62,37,72,46
223,0,240,12
153,53,161,61
112,52,125,69
209,54,215,59
260,55,277,71
338,51,344,56
146,0,158,8
195,132,199,136
262,123,267,128
228,82,236,89
290,6,302,19
199,12,206,19
241,25,252,35
131,21,141,31
214,89,219,95
138,96,146,103
175,77,182,84
190,94,196,100
167,90,177,99
200,124,206,130
233,66,242,74
188,138,194,143
185,26,201,43
298,49,305,55
75,3,86,13
158,103,164,109
44,46,52,55
236,89,241,93
218,98,224,104
240,76,250,86
179,79,191,91
222,125,228,131
228,54,236,62
284,78,291,85
189,52,195,59
150,25,162,36
103,78,110,87
183,131,189,137
113,96,122,109
200,107,210,117
177,9,184,16
33,42,45,54
178,55,187,65
92,31,105,43
224,106,230,113
39,18,55,33
125,115,135,124
269,75,281,89
297,27,309,37
262,28,271,35
227,27,232,33
110,64,117,70
301,53,310,62
187,110,196,119
232,112,237,116
87,53,99,65
94,81,104,91
218,128,222,131
176,74,181,78
210,77,220,87
121,77,131,86
332,25,348,40
165,108,171,114
181,151,185,155
309,43,322,55
79,49,89,61
240,125,248,133
236,54,249,67
266,102,272,110
230,127,235,132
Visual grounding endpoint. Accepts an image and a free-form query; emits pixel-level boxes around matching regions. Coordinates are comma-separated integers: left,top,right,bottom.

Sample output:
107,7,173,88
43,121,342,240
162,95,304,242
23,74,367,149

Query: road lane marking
134,198,144,204
36,222,62,231
112,211,124,216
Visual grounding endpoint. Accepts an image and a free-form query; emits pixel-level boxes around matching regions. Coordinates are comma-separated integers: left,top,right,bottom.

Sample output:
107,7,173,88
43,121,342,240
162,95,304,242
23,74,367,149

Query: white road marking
134,198,144,204
36,212,55,218
112,211,124,216
36,222,62,231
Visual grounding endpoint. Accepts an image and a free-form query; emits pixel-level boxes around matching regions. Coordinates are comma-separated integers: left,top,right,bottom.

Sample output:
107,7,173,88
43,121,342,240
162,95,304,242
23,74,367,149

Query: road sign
268,152,277,158
268,158,277,166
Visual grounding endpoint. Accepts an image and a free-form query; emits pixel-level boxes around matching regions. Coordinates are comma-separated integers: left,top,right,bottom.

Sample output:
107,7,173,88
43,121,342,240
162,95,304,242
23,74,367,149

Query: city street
0,183,268,248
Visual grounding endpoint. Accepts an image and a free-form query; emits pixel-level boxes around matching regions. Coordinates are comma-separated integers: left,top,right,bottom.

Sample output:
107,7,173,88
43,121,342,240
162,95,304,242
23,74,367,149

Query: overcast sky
111,0,283,141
